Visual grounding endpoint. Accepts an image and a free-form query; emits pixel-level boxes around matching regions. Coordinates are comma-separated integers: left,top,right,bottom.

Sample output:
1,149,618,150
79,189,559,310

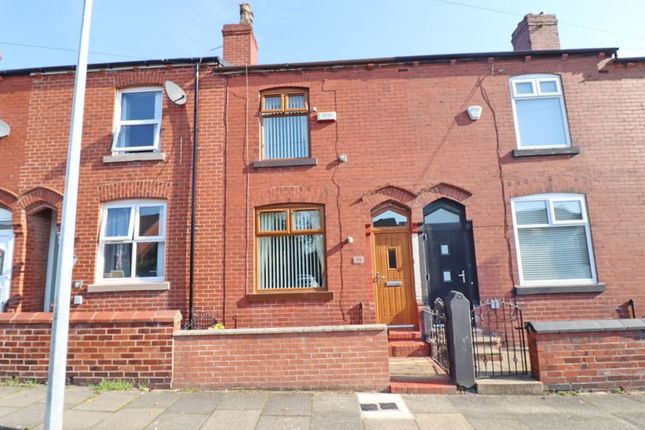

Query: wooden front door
373,230,417,326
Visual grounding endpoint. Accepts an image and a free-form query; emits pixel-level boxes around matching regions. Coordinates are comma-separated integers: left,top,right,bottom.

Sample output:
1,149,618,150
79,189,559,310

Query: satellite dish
0,120,10,138
164,81,187,105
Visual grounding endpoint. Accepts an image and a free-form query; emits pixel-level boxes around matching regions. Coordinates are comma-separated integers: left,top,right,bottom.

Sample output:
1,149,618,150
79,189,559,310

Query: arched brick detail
98,181,173,202
359,184,417,205
253,185,329,207
0,188,18,209
504,173,592,198
417,182,472,202
16,187,63,215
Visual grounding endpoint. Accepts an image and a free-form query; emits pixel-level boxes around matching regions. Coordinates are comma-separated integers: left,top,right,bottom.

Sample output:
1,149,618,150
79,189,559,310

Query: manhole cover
379,402,399,410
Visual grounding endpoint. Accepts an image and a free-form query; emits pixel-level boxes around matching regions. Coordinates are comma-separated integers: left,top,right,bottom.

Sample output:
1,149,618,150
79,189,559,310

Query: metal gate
471,298,529,377
423,298,450,372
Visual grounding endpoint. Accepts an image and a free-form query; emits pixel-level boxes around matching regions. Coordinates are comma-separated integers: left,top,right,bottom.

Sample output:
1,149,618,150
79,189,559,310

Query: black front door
423,222,479,305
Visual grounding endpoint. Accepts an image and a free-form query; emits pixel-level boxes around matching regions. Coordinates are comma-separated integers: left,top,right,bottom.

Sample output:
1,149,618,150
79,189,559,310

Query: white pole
44,0,93,428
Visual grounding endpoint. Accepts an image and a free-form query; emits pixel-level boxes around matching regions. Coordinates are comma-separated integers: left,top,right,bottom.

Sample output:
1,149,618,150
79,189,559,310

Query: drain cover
356,393,412,420
360,403,378,411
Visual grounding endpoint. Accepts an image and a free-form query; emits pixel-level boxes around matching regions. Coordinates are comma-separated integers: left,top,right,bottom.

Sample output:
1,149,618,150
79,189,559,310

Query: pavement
0,384,644,430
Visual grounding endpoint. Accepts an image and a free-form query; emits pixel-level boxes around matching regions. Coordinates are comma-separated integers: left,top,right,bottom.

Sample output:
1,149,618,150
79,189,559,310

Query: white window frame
511,193,597,286
111,87,163,153
509,74,572,149
96,200,167,285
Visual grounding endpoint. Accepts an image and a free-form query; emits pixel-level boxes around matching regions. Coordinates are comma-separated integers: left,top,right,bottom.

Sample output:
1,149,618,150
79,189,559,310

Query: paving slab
54,409,112,430
363,419,420,430
164,391,223,415
541,395,617,417
0,386,22,399
464,416,531,430
201,409,261,430
0,401,45,429
310,413,362,430
416,413,474,430
0,406,19,418
93,407,164,430
262,393,312,416
0,386,46,407
217,392,268,410
38,386,96,409
312,393,360,416
74,390,141,412
581,393,645,414
476,378,543,395
255,415,311,430
124,390,183,409
614,411,645,429
516,413,640,430
402,394,458,414
143,412,208,430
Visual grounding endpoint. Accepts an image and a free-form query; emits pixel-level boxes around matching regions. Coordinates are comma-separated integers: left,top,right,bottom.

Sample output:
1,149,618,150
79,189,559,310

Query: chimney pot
511,13,560,51
222,3,258,65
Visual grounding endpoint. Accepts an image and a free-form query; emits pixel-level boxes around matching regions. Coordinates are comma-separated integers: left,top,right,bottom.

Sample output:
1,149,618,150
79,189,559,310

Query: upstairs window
256,206,325,291
112,88,162,153
510,75,571,149
260,90,310,159
98,200,166,283
512,194,596,286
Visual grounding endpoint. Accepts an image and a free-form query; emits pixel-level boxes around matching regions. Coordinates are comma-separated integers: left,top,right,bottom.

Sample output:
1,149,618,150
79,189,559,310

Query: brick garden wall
528,320,645,391
0,311,180,388
173,324,390,391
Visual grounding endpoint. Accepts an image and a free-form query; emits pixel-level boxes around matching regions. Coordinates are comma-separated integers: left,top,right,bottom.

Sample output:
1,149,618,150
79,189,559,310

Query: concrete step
388,330,423,341
390,376,457,395
388,341,430,357
475,377,544,395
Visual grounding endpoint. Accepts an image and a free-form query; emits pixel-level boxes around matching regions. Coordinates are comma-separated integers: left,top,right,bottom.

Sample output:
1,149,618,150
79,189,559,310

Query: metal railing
423,298,450,372
471,298,529,378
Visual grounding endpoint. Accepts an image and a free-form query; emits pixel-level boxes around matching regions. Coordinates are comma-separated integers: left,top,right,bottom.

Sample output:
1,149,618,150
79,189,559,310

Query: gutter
0,56,221,77
213,48,619,75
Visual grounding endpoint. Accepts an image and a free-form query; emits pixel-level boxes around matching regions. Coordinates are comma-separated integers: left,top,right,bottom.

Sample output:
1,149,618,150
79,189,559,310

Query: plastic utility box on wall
316,112,337,121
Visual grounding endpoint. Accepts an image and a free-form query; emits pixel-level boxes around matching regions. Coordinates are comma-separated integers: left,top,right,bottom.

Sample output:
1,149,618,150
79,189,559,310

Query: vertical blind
257,209,325,290
262,115,309,159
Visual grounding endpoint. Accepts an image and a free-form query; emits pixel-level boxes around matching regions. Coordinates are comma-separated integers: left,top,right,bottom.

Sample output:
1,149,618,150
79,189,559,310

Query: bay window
256,206,325,291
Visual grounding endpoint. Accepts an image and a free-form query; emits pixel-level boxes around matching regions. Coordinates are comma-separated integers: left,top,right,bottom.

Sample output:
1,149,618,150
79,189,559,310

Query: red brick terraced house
0,9,644,362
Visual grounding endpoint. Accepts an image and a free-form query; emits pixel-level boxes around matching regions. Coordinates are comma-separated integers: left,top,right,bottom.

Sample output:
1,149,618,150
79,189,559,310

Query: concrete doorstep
475,377,544,395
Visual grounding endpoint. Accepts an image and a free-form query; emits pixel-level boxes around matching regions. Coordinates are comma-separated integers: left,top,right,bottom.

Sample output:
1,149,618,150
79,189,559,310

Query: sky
1,0,645,71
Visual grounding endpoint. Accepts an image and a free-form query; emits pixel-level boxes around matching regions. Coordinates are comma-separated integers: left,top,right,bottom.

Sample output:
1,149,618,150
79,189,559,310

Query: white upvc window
97,200,166,284
510,74,571,149
511,194,597,286
112,87,163,153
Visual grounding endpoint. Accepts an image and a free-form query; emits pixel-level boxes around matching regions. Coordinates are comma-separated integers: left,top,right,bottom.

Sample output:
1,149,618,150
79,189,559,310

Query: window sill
514,283,605,296
246,290,334,302
87,281,170,293
251,157,318,169
103,152,166,163
512,147,580,158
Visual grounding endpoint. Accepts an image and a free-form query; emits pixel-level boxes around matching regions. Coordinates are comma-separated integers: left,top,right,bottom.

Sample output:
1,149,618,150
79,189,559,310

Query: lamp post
44,0,93,428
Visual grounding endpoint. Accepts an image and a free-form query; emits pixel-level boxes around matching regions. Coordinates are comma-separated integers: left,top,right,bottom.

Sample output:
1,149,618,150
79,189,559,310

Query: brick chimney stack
222,3,259,65
511,13,561,51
